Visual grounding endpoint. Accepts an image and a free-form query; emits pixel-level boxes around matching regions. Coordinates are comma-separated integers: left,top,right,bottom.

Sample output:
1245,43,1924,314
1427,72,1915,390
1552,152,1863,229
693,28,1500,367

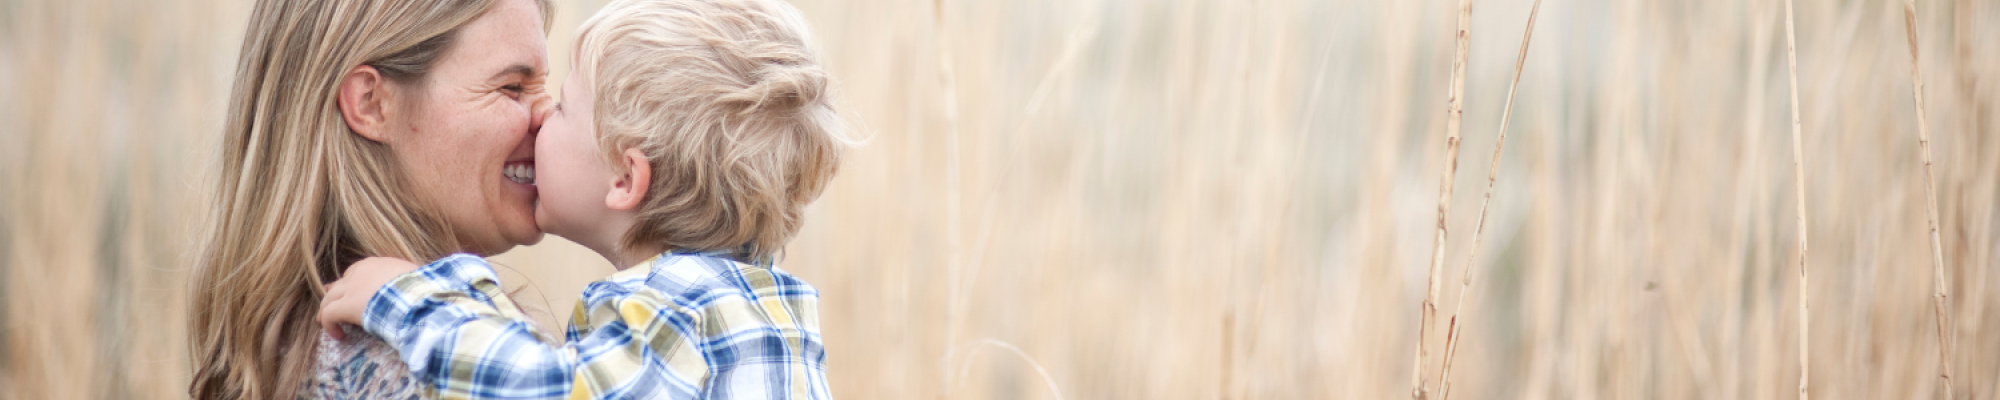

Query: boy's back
568,252,824,398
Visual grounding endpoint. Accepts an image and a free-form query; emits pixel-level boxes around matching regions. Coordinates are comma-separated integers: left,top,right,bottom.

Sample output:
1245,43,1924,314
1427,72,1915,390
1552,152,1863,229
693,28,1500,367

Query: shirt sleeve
360,254,580,399
360,254,831,399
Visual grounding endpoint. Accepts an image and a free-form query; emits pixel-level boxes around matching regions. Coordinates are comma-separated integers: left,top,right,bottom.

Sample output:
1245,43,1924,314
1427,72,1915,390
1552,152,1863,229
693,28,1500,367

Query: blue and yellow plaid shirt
360,252,830,400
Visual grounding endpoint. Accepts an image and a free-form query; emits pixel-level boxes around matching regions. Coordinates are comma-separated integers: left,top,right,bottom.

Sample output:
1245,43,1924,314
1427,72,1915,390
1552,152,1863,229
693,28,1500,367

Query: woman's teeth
504,163,535,185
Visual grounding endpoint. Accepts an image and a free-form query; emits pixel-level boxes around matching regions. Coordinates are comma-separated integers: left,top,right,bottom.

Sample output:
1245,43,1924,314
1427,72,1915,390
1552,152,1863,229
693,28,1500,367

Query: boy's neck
580,210,661,271
600,242,666,271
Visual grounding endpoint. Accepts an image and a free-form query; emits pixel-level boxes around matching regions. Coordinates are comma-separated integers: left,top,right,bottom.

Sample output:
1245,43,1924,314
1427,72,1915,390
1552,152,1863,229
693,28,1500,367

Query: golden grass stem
932,0,968,394
949,339,1066,400
1780,0,1810,398
1220,310,1235,400
1412,0,1472,398
1898,1,1955,397
1437,1,1542,399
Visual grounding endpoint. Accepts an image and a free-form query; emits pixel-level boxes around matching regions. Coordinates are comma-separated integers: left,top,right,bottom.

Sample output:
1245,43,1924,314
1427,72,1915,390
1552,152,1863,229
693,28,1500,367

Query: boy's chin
532,204,550,233
531,204,571,242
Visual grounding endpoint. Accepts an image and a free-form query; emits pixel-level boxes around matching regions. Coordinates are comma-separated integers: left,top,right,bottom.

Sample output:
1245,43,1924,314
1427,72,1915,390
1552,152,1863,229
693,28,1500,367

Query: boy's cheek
533,198,551,232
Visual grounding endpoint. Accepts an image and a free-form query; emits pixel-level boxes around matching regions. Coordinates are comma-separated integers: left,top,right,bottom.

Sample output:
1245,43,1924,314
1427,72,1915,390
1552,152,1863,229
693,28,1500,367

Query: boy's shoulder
578,251,818,311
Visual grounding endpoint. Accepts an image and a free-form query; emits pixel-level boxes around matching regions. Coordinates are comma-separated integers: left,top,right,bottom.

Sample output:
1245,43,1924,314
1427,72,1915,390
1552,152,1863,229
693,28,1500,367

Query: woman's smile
504,162,537,185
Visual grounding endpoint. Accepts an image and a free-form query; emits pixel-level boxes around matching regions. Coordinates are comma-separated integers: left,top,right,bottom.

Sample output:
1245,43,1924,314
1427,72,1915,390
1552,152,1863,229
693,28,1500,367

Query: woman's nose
528,93,554,131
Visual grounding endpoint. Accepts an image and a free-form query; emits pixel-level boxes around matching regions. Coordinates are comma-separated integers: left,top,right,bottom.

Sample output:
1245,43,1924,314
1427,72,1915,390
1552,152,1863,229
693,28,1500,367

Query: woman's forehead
443,0,550,79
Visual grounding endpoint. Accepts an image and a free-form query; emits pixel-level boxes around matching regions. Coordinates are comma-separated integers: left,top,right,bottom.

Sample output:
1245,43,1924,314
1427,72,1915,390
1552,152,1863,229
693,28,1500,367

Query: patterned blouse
307,327,424,399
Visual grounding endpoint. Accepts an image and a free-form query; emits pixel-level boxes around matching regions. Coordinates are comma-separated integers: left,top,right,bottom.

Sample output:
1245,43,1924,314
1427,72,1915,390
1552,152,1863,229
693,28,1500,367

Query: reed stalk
1898,0,1954,397
1780,0,1810,397
1411,0,1472,398
932,0,968,395
1438,1,1542,398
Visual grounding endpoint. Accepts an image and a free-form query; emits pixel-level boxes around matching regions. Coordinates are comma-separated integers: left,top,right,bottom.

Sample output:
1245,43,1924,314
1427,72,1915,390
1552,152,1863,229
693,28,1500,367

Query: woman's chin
489,221,544,252
497,186,544,247
507,203,545,247
511,230,546,247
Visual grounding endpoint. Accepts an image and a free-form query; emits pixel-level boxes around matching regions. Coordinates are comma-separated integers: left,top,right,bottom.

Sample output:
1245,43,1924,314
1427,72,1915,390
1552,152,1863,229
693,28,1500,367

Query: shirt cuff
359,253,500,344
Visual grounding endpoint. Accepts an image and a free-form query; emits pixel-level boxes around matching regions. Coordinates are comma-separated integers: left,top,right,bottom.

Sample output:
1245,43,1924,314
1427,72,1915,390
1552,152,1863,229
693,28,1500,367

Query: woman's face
385,0,550,255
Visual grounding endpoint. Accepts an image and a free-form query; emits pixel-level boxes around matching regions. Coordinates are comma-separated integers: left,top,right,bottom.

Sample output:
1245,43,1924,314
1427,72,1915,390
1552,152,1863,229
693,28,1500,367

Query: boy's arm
358,254,582,399
319,257,421,340
343,254,830,399
354,254,723,400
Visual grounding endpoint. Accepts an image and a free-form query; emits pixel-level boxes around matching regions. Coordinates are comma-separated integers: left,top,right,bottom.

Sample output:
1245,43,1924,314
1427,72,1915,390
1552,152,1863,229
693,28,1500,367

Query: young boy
316,0,842,398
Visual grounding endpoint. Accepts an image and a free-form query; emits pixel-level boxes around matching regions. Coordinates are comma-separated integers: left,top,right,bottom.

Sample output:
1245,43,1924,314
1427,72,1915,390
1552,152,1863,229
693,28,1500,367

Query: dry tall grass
1437,2,1540,399
1410,0,1472,397
1780,0,1812,397
3,0,1997,399
1899,0,1956,397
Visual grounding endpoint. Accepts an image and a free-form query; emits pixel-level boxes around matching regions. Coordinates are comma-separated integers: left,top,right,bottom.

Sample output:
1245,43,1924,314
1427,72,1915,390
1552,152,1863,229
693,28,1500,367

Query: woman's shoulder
304,327,425,400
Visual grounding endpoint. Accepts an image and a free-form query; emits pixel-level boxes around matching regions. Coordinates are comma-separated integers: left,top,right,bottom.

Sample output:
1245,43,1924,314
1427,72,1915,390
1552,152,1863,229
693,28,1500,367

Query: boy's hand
318,256,422,341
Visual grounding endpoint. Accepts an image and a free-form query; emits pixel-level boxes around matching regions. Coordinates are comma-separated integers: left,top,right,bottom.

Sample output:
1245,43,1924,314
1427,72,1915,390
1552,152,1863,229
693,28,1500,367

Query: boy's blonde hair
575,0,843,263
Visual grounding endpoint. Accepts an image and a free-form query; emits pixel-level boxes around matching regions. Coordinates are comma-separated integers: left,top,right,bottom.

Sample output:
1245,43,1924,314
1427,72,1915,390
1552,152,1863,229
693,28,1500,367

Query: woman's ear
337,65,394,143
607,148,652,211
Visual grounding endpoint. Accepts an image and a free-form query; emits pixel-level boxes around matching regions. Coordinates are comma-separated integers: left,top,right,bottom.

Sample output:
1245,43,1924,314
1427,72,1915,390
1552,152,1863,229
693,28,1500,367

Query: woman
187,0,554,398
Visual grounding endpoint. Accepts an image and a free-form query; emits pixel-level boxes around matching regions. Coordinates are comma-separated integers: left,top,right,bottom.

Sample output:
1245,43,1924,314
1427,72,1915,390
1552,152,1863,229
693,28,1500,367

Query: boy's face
532,69,617,248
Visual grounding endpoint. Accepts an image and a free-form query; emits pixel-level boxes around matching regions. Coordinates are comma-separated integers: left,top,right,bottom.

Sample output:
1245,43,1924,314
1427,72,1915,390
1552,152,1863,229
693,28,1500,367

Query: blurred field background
3,0,1998,398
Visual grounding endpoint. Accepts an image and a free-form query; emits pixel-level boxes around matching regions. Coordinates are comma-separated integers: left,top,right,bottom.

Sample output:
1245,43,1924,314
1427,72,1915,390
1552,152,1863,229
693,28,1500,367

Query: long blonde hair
188,0,549,398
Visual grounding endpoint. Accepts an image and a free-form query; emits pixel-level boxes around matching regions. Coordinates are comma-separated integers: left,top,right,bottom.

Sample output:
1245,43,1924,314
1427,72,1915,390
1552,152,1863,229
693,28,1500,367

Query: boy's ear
607,148,651,211
337,65,395,143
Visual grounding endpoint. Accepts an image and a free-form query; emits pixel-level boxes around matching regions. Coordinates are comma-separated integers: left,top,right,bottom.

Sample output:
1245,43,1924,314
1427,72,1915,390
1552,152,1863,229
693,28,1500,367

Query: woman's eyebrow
489,64,546,81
